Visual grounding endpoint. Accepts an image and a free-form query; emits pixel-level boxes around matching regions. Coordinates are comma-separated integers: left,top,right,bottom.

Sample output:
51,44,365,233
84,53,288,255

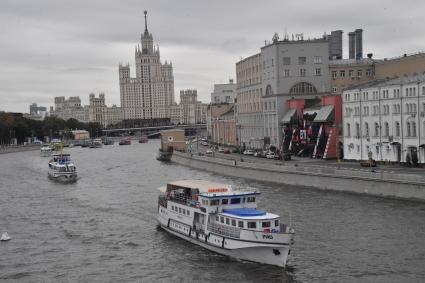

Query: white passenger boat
48,153,78,183
40,145,53,157
157,180,295,267
89,138,103,148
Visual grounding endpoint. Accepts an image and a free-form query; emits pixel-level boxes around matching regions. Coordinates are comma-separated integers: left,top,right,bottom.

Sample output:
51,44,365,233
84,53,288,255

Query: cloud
0,0,424,112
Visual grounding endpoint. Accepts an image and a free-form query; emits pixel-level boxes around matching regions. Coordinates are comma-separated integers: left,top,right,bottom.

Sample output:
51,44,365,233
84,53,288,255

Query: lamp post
236,123,242,160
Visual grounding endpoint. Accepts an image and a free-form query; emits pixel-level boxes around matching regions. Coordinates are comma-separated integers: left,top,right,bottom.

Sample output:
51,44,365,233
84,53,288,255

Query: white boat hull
157,219,291,268
48,172,78,183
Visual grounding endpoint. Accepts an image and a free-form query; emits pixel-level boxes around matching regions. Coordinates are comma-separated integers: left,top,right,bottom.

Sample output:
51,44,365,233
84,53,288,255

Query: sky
1,0,424,113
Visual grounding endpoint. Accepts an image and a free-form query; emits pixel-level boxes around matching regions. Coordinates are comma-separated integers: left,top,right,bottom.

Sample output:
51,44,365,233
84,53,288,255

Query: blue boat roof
223,208,266,217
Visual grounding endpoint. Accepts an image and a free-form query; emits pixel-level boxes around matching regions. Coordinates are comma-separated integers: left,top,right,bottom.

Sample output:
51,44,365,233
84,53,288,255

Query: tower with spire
119,10,175,120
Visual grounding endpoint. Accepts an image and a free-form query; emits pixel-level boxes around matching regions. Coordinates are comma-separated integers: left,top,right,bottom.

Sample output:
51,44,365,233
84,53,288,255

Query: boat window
226,218,230,225
221,199,228,205
247,222,257,229
231,219,236,226
242,197,246,203
179,208,181,213
247,196,256,202
230,198,241,204
275,219,279,227
183,209,186,214
220,216,224,223
210,199,219,205
238,221,244,228
262,221,271,228
215,216,219,221
171,205,174,210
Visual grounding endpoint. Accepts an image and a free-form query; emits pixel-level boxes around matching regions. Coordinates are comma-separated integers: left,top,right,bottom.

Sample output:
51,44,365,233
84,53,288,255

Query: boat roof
52,153,70,156
221,208,279,220
166,179,231,193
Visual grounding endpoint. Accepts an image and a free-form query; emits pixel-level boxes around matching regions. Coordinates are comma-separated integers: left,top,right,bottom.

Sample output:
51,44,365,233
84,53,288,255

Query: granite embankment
0,145,40,155
172,151,425,201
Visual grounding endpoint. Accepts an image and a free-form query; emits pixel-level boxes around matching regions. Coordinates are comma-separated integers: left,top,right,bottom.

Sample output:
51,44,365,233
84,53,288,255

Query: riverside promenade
172,150,425,202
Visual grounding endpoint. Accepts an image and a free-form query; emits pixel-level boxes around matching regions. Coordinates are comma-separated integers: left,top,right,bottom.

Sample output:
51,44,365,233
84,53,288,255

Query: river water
0,140,424,282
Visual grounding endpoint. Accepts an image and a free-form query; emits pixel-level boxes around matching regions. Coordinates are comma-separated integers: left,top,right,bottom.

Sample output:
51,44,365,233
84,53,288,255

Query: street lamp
236,123,242,160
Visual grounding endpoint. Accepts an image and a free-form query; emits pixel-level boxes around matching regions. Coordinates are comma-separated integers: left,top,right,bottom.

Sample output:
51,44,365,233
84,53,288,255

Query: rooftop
345,73,425,91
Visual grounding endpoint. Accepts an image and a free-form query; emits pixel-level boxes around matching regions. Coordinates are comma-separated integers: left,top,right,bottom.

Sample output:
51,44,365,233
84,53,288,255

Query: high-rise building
211,79,237,104
119,11,174,121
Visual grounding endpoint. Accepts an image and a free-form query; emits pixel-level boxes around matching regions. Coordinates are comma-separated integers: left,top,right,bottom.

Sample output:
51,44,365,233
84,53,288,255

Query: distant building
343,74,425,164
375,52,425,80
178,90,207,125
26,103,48,120
211,79,236,104
51,96,89,122
119,11,174,121
210,104,237,147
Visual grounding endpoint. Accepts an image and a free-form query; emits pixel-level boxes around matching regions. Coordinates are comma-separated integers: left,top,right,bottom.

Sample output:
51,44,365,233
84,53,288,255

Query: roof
166,179,231,193
314,105,334,123
281,109,296,123
223,208,266,217
344,73,425,92
221,210,279,220
329,58,375,66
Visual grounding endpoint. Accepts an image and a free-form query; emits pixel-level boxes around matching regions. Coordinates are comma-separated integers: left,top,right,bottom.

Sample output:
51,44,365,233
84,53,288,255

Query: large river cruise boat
48,153,77,183
157,180,295,267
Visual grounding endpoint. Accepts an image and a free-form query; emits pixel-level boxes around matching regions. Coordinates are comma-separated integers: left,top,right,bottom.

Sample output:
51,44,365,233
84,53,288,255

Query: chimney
355,29,363,59
329,30,343,59
348,32,355,59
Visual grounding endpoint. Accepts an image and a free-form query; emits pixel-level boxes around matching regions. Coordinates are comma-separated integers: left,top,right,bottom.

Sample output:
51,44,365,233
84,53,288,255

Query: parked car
218,147,224,153
205,149,213,155
243,149,255,155
223,148,231,154
201,141,209,146
266,152,277,159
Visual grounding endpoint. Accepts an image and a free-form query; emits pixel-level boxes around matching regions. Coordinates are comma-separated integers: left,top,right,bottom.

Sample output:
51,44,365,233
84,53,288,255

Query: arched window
355,123,360,137
384,122,389,137
364,122,369,137
265,85,273,96
412,122,416,137
407,122,411,136
346,123,351,137
395,122,400,137
289,82,317,95
374,122,379,137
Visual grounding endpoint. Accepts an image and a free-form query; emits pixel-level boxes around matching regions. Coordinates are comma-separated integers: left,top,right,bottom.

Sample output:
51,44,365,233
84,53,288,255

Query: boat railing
207,222,241,238
158,195,168,208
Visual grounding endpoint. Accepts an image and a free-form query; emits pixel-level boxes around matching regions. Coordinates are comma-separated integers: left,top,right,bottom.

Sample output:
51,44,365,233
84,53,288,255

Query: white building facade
343,74,425,164
211,79,237,104
119,11,174,121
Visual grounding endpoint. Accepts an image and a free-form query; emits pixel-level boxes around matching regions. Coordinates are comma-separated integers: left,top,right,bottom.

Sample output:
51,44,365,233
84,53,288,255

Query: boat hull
157,221,291,268
156,150,173,162
48,172,78,183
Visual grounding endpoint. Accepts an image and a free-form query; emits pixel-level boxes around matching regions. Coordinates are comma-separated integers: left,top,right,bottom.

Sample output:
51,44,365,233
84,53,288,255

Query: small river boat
40,145,53,157
157,180,295,267
119,137,131,145
139,136,149,143
89,138,103,148
48,153,78,183
0,232,11,241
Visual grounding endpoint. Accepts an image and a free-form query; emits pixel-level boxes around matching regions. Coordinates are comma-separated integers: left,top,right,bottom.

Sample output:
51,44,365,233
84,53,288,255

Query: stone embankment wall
0,145,40,155
172,151,425,201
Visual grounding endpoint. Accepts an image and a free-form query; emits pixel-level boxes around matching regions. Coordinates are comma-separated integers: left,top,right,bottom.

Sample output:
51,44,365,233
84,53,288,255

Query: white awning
314,105,334,122
281,109,297,124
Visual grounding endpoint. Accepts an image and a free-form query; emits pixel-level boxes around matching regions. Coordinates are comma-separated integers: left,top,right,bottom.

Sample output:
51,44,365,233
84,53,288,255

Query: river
0,140,424,282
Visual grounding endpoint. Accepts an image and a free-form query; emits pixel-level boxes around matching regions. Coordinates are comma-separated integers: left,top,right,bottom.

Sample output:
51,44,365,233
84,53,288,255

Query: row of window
283,68,321,77
201,196,256,206
345,86,425,101
346,121,419,138
215,215,279,229
170,205,190,216
332,69,372,79
346,102,423,117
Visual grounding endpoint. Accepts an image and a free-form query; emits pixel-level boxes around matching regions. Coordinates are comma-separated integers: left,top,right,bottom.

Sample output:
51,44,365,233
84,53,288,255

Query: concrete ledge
172,151,425,202
0,145,41,155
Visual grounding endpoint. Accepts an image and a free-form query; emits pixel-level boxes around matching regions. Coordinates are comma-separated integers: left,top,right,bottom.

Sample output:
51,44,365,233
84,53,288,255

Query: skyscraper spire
144,10,148,34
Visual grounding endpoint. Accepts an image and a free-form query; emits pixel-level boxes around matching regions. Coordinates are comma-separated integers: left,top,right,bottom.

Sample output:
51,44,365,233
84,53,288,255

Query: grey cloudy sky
1,0,424,113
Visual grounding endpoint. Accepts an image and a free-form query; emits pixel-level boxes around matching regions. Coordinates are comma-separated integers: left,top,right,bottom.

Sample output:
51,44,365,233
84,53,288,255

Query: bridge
102,124,207,137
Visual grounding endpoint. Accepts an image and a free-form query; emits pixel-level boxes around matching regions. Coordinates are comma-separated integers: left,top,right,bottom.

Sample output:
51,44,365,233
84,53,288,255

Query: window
179,207,181,213
340,70,346,77
366,69,372,76
355,123,360,137
384,122,389,137
332,87,338,93
314,56,322,64
298,56,306,65
238,221,244,228
374,122,380,137
349,70,354,77
221,199,228,205
247,222,257,229
395,122,400,137
183,209,186,214
300,68,306,77
332,71,337,79
357,70,363,77
284,69,290,77
231,219,236,226
364,122,369,137
230,198,241,204
275,220,279,227
346,123,351,137
226,218,230,225
262,221,271,228
412,122,417,137
210,199,219,205
315,68,321,76
247,196,256,202
407,122,411,137
283,57,291,65
290,82,317,94
220,216,224,223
